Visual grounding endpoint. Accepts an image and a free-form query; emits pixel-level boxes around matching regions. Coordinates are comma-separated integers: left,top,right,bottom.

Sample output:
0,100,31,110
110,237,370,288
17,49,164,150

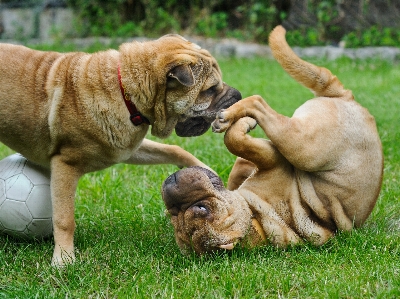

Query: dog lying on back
162,26,383,254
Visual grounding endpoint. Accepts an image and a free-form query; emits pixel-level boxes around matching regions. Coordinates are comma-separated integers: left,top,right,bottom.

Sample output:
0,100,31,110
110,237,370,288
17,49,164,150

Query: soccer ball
0,153,53,239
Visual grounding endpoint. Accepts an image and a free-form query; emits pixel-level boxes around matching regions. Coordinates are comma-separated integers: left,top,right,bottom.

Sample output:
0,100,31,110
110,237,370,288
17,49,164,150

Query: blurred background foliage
1,0,400,47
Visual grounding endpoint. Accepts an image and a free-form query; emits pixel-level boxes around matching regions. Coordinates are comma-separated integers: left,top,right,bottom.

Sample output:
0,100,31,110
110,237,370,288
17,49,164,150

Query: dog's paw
51,253,75,267
241,117,257,133
212,110,233,133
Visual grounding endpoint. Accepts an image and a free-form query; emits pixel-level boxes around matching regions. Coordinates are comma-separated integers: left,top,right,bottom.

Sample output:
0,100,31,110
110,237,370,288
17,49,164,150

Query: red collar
117,64,150,126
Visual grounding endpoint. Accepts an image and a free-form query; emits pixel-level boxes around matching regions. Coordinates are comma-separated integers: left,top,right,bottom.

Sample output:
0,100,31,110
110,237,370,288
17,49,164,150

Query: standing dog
0,35,241,265
162,26,383,254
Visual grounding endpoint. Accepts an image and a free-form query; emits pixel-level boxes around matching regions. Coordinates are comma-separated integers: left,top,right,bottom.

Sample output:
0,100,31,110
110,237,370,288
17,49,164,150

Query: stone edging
188,37,400,61
1,36,400,61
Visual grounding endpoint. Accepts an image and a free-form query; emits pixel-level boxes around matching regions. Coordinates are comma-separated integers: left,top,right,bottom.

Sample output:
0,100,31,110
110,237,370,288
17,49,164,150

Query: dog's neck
117,64,150,126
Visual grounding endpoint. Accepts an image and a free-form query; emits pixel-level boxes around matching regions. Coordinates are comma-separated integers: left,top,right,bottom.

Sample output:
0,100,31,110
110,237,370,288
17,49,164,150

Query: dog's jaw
151,116,179,139
216,208,268,250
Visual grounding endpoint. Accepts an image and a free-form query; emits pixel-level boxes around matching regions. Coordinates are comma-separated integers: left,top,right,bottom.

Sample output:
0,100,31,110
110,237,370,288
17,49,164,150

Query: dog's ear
168,64,195,87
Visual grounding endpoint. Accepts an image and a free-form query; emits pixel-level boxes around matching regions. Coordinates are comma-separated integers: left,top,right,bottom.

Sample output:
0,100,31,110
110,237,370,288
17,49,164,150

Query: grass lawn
0,51,399,298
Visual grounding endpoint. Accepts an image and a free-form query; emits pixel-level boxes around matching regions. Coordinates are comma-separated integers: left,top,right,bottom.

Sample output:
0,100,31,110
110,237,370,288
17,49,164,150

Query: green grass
1,55,399,298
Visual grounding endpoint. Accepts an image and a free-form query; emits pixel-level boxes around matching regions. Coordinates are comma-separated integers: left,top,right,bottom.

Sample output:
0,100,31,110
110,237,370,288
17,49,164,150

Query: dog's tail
269,25,352,99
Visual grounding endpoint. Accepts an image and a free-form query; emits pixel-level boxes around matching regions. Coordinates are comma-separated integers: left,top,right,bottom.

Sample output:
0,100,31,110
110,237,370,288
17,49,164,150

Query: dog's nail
211,121,220,131
216,110,225,119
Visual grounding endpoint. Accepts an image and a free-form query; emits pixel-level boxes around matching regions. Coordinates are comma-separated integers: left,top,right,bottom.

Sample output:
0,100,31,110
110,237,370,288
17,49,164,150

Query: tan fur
162,26,383,254
0,34,241,265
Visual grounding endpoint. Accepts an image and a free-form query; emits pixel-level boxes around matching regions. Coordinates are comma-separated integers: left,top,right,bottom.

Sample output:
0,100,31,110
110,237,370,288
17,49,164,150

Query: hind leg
213,95,342,171
227,157,256,190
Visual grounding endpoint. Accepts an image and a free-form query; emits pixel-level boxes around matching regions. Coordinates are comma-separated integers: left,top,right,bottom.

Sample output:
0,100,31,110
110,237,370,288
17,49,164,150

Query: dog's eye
198,205,207,212
167,77,181,89
191,204,209,217
208,84,218,92
205,84,218,94
199,84,218,98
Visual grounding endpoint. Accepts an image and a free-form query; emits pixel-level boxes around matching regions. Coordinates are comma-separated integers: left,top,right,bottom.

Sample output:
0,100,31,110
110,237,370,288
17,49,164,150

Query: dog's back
0,44,63,164
268,26,383,230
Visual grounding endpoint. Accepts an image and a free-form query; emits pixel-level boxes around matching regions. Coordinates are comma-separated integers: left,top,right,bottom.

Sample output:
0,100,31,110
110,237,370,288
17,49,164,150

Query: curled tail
269,25,352,99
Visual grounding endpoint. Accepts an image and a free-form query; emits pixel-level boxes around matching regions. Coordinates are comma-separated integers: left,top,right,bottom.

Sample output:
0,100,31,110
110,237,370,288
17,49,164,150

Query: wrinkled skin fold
161,25,383,255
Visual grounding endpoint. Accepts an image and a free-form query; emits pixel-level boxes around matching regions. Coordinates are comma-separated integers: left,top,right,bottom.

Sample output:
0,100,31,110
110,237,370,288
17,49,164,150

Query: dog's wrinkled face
120,34,241,138
162,166,252,254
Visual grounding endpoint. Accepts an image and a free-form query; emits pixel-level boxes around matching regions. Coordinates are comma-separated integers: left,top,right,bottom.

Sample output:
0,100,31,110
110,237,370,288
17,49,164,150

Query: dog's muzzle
175,86,241,137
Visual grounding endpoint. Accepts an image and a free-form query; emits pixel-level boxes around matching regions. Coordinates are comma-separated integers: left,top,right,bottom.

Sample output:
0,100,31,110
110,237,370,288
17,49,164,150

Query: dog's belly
0,132,52,168
309,165,382,228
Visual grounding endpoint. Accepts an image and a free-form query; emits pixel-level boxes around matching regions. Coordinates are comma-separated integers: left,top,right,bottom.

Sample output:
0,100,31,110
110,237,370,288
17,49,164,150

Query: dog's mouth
175,86,241,137
198,237,242,254
218,242,237,250
175,116,212,137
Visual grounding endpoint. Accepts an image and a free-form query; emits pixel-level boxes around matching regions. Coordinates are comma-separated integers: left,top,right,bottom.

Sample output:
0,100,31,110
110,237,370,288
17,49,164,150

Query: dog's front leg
126,138,215,173
223,116,284,170
224,116,290,190
50,156,82,266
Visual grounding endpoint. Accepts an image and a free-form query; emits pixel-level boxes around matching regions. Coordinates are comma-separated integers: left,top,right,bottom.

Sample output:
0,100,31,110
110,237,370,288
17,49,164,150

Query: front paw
51,248,76,267
241,117,257,133
212,110,233,133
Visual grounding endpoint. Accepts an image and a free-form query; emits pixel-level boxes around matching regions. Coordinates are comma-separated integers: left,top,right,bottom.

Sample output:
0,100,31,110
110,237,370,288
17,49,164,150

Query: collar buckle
130,113,147,126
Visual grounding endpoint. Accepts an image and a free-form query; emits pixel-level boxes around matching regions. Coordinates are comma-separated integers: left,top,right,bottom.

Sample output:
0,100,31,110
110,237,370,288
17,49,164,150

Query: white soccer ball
0,153,53,239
